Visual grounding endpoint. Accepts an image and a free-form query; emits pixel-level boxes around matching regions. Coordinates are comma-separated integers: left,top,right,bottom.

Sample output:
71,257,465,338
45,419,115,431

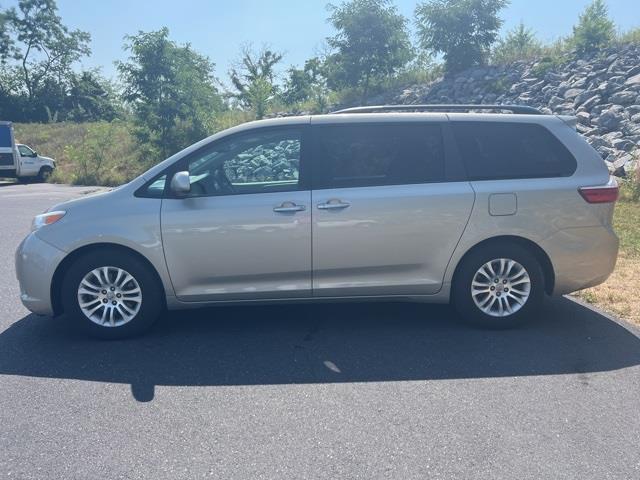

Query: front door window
184,129,302,197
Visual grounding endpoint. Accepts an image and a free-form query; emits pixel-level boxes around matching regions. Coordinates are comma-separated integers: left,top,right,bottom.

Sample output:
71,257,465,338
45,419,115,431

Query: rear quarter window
452,122,577,180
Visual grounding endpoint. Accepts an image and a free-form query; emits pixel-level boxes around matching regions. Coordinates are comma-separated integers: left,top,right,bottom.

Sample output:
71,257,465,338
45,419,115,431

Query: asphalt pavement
1,181,639,479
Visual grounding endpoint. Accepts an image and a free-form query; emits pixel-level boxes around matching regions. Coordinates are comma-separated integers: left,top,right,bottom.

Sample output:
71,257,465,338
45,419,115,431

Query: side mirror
170,171,191,195
32,151,38,157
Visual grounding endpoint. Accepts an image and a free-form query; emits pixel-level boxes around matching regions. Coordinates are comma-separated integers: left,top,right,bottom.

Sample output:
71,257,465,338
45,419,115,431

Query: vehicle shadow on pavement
1,296,639,402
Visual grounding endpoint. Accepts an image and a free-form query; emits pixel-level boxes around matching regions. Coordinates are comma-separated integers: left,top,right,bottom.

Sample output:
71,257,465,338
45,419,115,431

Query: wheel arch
51,243,166,316
450,235,555,296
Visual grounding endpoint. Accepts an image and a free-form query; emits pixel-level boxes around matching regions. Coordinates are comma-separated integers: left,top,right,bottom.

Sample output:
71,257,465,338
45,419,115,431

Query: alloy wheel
470,258,531,317
77,266,142,327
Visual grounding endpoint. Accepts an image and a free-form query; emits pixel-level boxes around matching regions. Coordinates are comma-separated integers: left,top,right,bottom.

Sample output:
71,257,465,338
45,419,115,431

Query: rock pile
393,43,640,176
225,139,300,183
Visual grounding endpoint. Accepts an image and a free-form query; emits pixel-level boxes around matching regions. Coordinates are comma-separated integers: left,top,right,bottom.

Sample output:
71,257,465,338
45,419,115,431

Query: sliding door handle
317,200,351,210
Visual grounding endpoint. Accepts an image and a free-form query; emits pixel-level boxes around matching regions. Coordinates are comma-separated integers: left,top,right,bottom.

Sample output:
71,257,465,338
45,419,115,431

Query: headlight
32,211,66,231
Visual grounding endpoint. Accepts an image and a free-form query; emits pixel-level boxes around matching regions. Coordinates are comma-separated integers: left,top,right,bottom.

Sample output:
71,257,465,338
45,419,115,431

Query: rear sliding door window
313,124,445,189
452,122,577,180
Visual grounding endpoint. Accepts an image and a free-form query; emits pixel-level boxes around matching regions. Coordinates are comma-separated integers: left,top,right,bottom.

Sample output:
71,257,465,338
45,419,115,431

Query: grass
574,180,640,325
13,121,91,171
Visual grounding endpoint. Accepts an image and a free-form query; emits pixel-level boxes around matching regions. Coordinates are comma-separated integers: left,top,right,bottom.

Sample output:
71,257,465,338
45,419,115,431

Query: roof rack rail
330,104,542,115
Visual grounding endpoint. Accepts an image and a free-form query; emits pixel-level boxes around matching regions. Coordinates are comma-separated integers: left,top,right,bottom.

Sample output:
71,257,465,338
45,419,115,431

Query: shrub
492,22,542,64
485,77,510,94
617,27,640,45
63,121,141,186
530,55,562,77
569,0,615,54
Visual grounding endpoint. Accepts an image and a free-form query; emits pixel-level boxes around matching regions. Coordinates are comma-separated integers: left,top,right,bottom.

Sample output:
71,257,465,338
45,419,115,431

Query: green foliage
63,121,140,186
525,37,570,76
229,46,283,119
492,22,542,64
244,77,273,120
530,55,561,77
14,121,90,164
13,121,141,186
117,28,223,159
64,71,121,121
617,27,640,45
569,0,615,54
416,0,509,73
325,0,413,103
209,109,254,132
282,58,323,104
485,77,510,94
281,58,331,113
0,0,122,123
5,0,91,100
0,7,12,61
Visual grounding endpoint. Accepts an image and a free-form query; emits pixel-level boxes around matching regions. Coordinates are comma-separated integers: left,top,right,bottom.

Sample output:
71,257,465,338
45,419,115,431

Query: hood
47,186,116,212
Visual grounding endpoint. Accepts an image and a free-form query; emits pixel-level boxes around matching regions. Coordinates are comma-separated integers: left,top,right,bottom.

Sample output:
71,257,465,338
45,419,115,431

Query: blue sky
4,0,639,83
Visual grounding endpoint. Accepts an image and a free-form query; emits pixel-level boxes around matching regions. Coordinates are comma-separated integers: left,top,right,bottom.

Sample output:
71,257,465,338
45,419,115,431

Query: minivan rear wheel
453,243,544,328
61,249,163,339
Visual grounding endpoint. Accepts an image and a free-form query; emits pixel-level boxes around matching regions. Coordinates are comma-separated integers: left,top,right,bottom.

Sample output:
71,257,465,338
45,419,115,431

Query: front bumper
15,232,66,316
541,225,619,295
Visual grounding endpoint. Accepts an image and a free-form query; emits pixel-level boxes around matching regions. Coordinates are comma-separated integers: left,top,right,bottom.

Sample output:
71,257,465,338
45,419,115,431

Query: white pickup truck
0,121,56,182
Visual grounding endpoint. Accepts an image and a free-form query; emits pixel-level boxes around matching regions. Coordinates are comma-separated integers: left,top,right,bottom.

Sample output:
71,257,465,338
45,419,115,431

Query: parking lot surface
1,182,639,479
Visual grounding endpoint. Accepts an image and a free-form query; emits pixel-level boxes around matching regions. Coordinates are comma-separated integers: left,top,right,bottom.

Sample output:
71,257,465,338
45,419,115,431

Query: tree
0,6,13,62
118,28,223,159
416,0,509,73
64,71,121,122
229,46,283,119
325,0,412,103
5,0,90,101
570,0,614,54
0,0,109,122
281,58,326,105
492,22,542,64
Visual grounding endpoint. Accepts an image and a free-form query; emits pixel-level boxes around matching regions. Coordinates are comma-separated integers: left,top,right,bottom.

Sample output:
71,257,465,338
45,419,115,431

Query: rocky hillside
392,43,640,177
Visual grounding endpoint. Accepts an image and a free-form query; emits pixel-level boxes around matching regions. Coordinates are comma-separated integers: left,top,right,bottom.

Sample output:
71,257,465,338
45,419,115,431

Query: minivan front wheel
61,250,163,339
453,243,544,328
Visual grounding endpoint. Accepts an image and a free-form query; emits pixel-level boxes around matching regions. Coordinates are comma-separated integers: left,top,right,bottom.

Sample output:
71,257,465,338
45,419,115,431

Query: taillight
578,179,619,204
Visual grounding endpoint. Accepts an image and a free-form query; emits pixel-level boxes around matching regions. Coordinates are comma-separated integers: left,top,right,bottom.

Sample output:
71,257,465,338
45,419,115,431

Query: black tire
37,166,53,183
452,242,545,329
61,249,163,339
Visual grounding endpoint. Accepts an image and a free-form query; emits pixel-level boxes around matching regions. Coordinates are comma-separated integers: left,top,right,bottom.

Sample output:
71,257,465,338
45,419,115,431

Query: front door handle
273,202,306,213
317,200,351,210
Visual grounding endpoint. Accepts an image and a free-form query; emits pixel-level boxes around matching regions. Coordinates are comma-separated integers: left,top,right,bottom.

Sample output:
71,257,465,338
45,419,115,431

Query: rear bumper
541,225,619,295
15,232,66,316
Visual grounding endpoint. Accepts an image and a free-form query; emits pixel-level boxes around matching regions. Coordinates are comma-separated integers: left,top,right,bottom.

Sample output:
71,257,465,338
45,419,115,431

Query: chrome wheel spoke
114,268,124,287
77,266,142,328
507,293,524,305
79,298,100,309
471,258,531,318
81,278,100,291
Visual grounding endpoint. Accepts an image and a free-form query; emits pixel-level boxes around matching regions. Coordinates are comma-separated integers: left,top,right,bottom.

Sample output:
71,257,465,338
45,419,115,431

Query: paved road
1,182,639,479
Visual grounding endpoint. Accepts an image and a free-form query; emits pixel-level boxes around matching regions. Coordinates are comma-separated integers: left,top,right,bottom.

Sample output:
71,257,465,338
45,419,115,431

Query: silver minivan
15,105,620,338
